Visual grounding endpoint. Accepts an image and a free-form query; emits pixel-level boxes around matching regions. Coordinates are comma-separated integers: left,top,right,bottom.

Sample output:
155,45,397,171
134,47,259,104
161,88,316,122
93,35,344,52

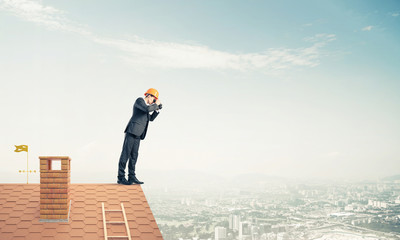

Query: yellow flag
14,145,28,152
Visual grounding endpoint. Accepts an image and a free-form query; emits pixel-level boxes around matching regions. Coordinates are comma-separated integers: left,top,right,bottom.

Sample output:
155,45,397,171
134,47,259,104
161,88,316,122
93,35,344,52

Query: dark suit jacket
124,97,160,140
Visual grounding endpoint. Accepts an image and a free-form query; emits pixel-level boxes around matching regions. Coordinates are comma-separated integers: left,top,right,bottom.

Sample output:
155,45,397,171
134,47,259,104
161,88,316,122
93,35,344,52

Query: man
117,88,162,185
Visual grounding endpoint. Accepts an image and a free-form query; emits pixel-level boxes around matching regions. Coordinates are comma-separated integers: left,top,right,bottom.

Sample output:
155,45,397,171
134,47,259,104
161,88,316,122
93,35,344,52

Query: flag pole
27,150,29,184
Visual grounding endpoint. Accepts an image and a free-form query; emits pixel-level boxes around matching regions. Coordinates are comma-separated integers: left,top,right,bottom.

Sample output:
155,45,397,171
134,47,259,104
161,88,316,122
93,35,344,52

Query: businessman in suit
117,88,162,185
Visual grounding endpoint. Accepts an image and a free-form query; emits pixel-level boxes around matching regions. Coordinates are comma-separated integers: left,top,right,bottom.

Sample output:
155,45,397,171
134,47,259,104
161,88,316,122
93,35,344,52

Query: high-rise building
215,226,227,240
239,221,251,240
233,215,241,232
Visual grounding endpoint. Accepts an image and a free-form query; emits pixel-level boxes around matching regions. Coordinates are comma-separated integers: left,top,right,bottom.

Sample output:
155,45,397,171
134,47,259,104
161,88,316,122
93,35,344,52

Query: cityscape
144,174,400,240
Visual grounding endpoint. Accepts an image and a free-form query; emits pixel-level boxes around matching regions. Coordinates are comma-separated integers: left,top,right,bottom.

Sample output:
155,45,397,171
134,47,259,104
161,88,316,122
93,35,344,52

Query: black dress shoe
117,177,131,185
129,176,144,184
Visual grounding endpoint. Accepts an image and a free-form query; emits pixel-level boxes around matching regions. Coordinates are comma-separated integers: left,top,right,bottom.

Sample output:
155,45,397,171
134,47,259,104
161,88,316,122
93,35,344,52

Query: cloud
391,12,399,17
304,33,336,43
0,0,335,71
362,25,373,31
94,34,334,70
0,0,91,35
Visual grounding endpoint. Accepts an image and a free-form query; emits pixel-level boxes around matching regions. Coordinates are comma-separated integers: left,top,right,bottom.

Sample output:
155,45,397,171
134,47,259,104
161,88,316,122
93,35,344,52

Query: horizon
0,167,398,186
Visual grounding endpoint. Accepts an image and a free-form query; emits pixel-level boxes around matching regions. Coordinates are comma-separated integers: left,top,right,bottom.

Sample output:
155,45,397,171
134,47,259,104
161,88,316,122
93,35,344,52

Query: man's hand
156,99,161,105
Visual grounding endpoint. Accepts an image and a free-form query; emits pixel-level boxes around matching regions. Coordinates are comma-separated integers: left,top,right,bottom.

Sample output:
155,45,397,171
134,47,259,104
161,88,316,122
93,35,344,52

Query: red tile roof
0,184,163,240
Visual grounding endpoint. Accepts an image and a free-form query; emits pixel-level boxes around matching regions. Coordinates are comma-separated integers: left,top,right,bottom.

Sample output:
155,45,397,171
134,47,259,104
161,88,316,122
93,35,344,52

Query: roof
0,184,163,240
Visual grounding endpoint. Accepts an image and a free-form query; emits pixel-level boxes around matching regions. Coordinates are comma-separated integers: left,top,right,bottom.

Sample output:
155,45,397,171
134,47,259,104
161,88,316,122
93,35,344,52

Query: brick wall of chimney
39,156,71,220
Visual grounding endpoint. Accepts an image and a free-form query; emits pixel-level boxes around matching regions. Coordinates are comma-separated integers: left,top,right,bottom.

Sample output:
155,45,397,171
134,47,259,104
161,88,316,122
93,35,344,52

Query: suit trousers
118,133,141,178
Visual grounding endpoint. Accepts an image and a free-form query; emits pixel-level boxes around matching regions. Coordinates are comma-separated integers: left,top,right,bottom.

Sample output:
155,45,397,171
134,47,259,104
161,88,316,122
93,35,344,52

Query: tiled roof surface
0,184,163,240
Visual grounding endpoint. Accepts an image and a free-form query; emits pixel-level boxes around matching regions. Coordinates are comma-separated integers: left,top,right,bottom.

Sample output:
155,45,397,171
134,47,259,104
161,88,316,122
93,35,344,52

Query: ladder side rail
121,203,132,240
102,202,109,240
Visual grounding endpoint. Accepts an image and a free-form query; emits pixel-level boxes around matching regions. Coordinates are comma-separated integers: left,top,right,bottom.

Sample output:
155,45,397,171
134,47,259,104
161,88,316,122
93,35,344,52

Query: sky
0,0,399,184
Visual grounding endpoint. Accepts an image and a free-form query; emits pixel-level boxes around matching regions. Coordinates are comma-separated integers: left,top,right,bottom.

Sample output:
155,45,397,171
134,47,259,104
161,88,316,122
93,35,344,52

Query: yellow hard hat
144,88,159,99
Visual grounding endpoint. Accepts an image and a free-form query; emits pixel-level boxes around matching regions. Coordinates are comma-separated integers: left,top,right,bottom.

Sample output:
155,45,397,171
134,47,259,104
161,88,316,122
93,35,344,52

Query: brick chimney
39,156,71,222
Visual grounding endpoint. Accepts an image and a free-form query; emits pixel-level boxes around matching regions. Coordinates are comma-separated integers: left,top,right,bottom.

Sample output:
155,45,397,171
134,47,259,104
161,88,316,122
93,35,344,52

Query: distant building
239,221,251,240
277,232,290,240
344,204,353,211
205,198,216,207
215,226,227,240
259,223,272,234
368,199,388,208
232,215,241,232
180,198,193,206
251,225,259,240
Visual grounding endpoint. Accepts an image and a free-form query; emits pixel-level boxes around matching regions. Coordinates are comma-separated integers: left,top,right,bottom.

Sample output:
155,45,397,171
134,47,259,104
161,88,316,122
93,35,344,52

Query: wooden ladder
102,202,132,240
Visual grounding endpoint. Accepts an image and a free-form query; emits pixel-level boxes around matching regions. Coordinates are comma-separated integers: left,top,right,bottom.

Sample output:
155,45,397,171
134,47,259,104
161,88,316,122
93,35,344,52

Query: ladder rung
102,202,132,240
